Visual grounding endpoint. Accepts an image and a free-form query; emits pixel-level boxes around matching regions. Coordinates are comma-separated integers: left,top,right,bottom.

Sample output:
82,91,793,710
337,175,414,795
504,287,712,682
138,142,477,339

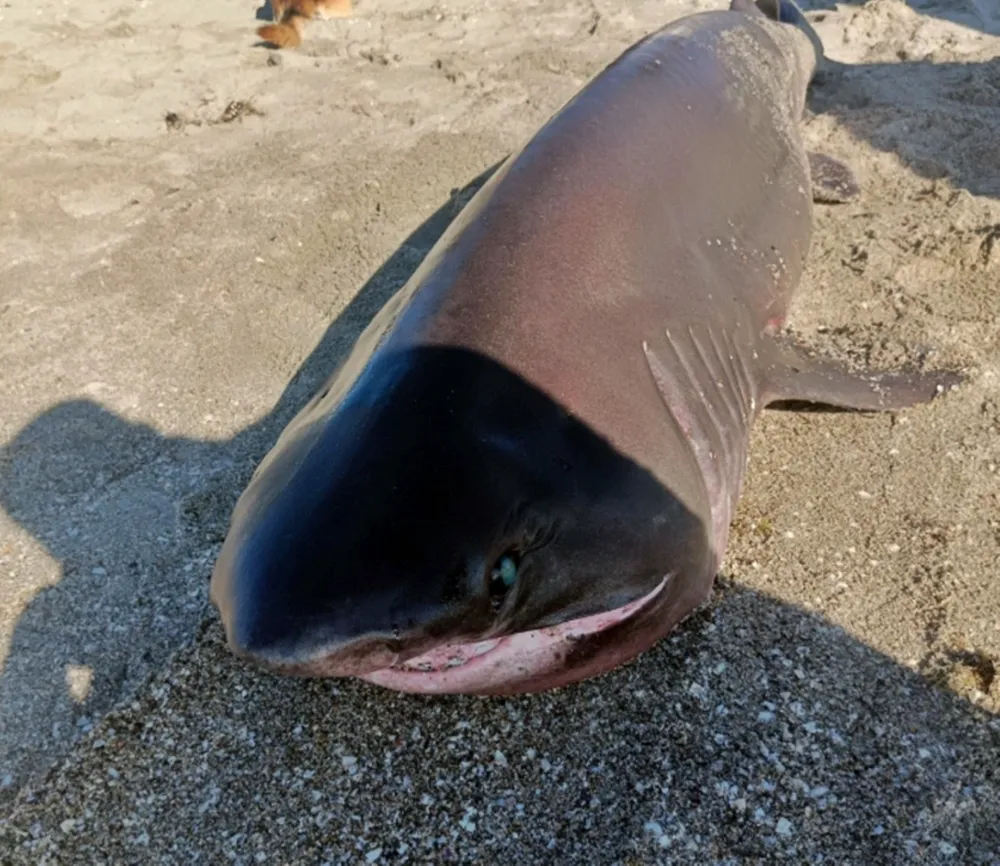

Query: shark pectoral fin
808,152,860,204
760,335,965,411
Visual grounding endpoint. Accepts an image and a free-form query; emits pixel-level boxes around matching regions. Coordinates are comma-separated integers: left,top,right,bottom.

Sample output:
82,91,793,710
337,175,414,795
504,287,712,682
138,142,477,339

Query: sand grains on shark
210,0,964,696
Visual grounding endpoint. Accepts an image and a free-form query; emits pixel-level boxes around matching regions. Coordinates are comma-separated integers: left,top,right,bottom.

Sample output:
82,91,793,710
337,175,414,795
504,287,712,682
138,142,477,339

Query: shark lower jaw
357,574,673,696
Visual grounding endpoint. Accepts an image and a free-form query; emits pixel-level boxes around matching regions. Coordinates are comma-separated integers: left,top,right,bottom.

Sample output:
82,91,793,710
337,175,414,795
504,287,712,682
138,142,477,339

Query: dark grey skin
209,0,962,695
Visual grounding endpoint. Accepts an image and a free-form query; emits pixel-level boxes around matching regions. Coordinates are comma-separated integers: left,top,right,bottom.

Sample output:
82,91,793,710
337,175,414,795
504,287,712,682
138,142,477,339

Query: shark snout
213,591,412,678
210,549,464,679
228,631,404,679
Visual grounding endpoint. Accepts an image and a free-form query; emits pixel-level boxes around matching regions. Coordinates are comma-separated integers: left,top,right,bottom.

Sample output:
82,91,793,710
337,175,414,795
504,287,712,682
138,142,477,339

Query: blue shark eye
498,556,518,587
489,555,518,600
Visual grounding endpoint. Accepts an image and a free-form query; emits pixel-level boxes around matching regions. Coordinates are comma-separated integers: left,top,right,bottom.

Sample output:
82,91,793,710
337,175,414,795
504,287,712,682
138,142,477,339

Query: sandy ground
0,0,998,861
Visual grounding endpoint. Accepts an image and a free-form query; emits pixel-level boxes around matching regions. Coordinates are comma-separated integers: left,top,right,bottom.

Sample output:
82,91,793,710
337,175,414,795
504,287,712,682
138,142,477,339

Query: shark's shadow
0,166,500,798
794,0,1000,199
805,0,1000,36
807,54,1000,199
3,580,999,861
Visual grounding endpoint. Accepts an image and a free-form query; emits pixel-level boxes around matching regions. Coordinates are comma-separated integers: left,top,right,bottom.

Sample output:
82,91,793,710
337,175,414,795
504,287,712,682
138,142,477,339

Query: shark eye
489,554,518,602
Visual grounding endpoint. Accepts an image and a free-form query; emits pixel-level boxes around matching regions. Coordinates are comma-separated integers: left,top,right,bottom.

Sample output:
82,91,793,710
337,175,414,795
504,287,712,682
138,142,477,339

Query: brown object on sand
258,0,352,49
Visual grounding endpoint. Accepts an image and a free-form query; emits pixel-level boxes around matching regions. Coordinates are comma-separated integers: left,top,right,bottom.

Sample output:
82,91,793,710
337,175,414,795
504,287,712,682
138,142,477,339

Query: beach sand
0,0,998,861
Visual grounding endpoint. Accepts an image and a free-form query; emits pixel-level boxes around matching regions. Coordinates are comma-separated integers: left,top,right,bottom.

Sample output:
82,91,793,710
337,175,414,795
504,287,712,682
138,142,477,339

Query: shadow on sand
809,55,1000,199
0,25,997,861
796,0,1000,198
0,161,500,799
2,581,999,861
806,0,1000,36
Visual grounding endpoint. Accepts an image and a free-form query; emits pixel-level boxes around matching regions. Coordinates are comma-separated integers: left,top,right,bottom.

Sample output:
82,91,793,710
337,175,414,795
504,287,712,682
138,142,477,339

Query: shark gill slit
661,323,757,549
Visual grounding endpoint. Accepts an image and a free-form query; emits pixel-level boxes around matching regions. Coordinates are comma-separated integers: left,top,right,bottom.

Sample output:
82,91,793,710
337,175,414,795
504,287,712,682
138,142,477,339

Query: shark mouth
359,574,671,695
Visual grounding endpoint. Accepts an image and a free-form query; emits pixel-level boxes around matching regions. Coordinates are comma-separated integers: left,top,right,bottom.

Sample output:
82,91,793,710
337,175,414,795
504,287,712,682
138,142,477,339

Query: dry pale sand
0,0,998,862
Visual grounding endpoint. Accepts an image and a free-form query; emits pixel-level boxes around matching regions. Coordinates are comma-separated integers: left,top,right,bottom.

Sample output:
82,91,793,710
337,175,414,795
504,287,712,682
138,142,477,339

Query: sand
0,0,998,861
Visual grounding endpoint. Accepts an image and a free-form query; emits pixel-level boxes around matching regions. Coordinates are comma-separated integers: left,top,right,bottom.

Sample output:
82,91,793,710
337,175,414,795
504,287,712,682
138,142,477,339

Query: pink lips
359,574,671,695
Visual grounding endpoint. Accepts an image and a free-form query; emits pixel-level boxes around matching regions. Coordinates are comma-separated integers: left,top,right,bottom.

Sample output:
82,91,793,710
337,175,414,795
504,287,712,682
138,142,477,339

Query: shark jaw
359,575,673,695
